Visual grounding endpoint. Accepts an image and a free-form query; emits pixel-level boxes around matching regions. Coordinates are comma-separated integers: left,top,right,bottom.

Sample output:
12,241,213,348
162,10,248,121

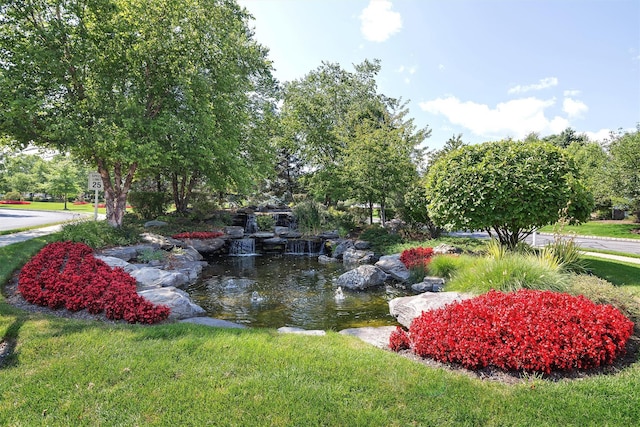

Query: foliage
358,226,402,253
292,200,327,235
607,127,640,221
18,242,169,323
388,326,411,352
137,248,166,263
48,156,81,210
542,236,587,273
567,274,640,332
427,255,469,280
128,191,171,220
425,140,593,247
3,191,22,201
0,0,277,226
60,220,141,249
405,290,634,373
171,231,224,240
256,214,276,232
399,247,434,269
445,251,569,294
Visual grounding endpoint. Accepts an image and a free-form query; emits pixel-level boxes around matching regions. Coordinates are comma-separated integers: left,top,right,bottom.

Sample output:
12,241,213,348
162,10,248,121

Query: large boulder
140,232,185,250
179,238,225,254
95,255,139,273
389,292,473,328
342,247,376,266
336,265,388,290
224,226,245,239
433,243,462,255
375,254,410,282
138,287,205,320
411,277,445,293
130,267,190,289
330,240,354,260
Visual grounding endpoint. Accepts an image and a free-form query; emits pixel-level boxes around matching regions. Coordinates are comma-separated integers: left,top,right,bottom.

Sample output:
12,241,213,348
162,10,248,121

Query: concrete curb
537,232,640,243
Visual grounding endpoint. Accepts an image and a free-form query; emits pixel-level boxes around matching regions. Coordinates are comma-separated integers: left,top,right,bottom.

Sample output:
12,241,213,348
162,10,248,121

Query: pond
184,255,411,330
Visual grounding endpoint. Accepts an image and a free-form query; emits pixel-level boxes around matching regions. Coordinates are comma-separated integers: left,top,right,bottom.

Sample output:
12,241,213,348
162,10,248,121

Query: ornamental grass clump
396,289,634,374
18,241,170,324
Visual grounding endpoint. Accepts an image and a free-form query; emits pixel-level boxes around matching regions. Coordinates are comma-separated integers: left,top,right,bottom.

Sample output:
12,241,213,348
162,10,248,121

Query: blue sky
239,0,640,150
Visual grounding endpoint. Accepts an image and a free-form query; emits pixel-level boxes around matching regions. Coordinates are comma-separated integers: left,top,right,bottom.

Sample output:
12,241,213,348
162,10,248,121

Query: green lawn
583,255,640,296
0,239,639,425
0,201,106,213
539,220,640,240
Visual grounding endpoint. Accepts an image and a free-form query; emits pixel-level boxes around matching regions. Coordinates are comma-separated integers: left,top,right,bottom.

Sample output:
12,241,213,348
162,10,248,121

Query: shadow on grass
0,314,25,369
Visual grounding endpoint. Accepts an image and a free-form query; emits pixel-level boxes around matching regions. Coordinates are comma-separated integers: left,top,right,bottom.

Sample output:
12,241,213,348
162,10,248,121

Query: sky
238,0,640,150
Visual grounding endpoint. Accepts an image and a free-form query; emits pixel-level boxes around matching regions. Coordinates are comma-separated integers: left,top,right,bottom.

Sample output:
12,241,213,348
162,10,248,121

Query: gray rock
389,292,473,328
274,226,290,236
140,232,185,250
336,265,388,290
339,326,398,349
263,237,287,245
411,276,446,293
224,226,245,238
433,243,462,255
144,220,168,228
354,240,371,250
331,240,354,260
343,247,375,265
95,255,139,273
170,246,204,262
99,246,138,261
180,317,247,329
375,254,410,282
173,261,208,285
251,231,275,239
283,231,303,239
277,327,326,336
319,231,340,239
318,255,338,264
130,267,190,289
138,287,205,320
180,238,225,254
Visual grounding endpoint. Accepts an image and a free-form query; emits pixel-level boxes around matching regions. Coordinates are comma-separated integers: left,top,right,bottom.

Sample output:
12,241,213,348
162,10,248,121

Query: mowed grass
539,220,640,240
583,255,640,296
0,201,106,213
0,238,639,426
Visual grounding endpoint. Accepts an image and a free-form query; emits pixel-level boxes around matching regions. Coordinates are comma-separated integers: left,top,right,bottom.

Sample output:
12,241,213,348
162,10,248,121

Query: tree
608,126,640,221
48,156,81,210
0,0,275,226
342,97,428,225
542,127,588,149
427,133,467,169
565,140,610,217
425,140,593,248
280,60,381,204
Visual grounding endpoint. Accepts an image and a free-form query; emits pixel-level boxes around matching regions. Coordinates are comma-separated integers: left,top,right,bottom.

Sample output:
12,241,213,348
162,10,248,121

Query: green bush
256,214,275,231
428,254,472,279
60,220,141,249
128,191,171,219
4,191,22,201
567,274,640,332
445,252,569,294
359,225,402,253
292,200,327,235
326,207,357,236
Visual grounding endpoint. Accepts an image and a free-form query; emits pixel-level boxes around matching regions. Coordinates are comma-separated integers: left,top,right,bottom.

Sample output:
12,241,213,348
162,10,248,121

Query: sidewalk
579,251,640,265
0,224,65,248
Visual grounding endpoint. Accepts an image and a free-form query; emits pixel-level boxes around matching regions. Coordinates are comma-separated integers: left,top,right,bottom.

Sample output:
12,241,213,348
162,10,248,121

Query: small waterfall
285,239,307,255
245,214,258,234
229,238,256,256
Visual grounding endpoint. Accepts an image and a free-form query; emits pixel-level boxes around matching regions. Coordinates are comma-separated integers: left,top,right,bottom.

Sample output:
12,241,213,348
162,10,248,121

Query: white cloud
419,96,569,140
360,0,402,42
408,66,417,74
585,128,613,142
508,77,559,94
563,98,589,118
563,89,581,97
438,64,445,71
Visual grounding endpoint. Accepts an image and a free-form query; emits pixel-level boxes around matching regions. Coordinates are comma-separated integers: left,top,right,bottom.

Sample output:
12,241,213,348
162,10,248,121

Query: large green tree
608,126,640,221
425,140,593,247
0,0,276,225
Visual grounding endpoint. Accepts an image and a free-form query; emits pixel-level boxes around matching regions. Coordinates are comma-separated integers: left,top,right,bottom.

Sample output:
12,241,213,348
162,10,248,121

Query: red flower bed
400,247,434,269
397,289,634,374
172,231,224,240
0,200,31,205
18,241,170,324
389,326,411,352
73,201,89,205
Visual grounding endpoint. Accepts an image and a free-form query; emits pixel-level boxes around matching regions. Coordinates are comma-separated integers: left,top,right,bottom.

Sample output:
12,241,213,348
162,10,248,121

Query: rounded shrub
404,289,634,373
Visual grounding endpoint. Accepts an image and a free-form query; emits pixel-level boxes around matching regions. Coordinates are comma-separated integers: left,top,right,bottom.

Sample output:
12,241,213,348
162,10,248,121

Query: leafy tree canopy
425,140,593,247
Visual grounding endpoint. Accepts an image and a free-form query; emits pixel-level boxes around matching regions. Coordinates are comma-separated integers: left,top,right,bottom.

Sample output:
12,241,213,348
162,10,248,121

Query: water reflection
185,255,410,330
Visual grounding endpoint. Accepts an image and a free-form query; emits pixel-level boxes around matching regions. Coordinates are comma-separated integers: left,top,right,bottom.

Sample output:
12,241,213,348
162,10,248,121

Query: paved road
0,208,84,231
450,231,640,255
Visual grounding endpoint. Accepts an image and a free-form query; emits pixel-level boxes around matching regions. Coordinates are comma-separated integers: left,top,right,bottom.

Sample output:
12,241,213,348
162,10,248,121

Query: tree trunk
97,159,137,228
368,200,373,225
380,199,386,227
172,172,199,214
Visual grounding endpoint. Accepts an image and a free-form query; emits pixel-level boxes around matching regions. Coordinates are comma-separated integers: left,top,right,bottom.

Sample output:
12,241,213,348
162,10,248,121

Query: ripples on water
185,255,410,330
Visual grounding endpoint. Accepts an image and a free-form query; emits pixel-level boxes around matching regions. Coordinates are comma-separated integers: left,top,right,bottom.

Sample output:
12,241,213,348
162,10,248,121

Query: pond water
185,255,411,330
